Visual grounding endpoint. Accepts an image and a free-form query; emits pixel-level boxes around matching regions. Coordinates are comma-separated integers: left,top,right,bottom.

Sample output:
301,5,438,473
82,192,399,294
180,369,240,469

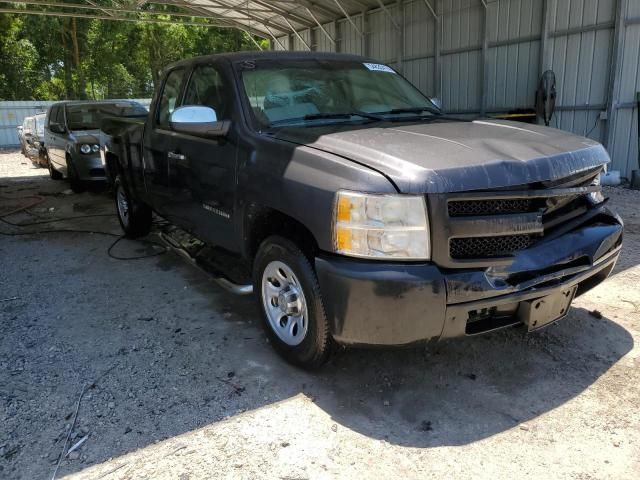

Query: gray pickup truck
103,51,623,368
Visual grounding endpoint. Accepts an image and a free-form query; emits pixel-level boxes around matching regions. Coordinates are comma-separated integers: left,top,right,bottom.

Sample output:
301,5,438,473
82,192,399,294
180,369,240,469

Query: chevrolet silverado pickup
102,51,623,369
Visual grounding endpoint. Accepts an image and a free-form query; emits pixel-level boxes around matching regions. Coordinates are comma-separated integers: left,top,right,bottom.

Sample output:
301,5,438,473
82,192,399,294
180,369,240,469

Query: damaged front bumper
315,206,623,346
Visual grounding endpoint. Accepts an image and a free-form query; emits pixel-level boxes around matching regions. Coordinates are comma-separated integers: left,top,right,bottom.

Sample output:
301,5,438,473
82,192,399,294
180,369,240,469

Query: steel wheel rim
116,186,130,228
261,260,308,346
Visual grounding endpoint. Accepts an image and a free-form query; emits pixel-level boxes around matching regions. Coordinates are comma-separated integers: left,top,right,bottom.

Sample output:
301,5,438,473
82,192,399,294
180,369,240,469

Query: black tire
253,235,331,369
66,156,84,193
47,153,63,180
114,174,152,238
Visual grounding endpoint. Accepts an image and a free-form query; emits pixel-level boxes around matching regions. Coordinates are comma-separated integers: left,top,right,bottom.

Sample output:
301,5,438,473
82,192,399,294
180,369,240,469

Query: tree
0,12,262,101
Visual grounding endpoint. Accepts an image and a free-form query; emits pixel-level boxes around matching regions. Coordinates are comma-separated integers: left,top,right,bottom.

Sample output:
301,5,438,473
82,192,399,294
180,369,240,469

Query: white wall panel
291,29,312,51
338,14,365,55
369,7,399,63
608,0,640,176
314,23,337,52
403,57,436,96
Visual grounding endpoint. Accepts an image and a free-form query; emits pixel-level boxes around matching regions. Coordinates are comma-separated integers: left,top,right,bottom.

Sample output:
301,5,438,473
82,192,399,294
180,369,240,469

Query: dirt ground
0,148,639,480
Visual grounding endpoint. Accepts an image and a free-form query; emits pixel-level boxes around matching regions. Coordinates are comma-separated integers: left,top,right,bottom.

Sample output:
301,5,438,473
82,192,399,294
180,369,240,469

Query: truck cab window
157,68,185,128
183,65,230,120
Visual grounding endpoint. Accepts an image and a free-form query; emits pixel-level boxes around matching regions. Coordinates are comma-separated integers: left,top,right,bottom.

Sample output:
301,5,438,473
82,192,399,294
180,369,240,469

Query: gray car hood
69,129,100,144
274,119,608,193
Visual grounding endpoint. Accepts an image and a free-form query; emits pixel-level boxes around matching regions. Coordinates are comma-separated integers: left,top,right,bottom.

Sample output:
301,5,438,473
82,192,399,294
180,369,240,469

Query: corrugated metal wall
0,99,151,147
0,101,52,148
274,0,639,178
609,0,640,175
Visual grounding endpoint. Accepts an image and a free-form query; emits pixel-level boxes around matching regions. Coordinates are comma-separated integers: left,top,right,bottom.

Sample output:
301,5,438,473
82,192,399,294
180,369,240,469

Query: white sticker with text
363,63,396,73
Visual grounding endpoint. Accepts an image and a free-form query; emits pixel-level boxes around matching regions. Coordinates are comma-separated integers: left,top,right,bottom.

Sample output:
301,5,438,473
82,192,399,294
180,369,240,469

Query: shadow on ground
0,171,634,479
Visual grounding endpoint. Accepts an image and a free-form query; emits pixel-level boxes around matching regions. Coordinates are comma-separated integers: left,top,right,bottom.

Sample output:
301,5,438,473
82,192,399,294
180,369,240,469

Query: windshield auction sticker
363,63,396,73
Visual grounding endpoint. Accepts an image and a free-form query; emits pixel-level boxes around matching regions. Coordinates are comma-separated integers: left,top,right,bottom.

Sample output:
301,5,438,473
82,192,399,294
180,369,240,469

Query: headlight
79,144,99,154
333,191,430,260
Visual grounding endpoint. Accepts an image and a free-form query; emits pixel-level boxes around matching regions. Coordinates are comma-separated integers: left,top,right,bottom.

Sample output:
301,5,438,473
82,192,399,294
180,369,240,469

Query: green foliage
0,12,262,101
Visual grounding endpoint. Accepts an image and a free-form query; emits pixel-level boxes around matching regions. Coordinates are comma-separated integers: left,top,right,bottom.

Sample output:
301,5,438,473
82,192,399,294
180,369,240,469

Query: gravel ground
1,148,639,480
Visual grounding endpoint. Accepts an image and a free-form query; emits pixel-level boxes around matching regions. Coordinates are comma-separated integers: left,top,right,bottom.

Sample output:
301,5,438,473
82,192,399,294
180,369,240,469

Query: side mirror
49,123,66,134
169,106,230,139
429,97,442,110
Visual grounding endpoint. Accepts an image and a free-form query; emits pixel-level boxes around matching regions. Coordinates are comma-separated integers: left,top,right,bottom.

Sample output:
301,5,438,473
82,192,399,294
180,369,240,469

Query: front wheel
114,174,152,238
253,236,331,369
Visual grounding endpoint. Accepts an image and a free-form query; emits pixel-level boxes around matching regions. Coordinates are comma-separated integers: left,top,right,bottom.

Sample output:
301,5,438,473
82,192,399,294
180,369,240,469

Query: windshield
238,59,439,128
65,102,148,130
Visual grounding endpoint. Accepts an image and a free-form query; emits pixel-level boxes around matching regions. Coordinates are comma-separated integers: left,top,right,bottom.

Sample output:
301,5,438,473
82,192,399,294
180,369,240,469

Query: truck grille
450,234,536,259
428,167,603,267
448,198,535,217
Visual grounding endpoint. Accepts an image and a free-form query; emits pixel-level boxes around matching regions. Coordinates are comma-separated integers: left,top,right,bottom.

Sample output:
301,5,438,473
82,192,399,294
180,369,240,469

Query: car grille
448,198,535,217
428,166,603,266
450,234,536,259
89,168,105,177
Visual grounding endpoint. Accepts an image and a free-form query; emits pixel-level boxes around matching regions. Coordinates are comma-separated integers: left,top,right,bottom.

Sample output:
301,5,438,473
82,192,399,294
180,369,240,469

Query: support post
539,0,550,77
362,10,368,56
605,0,627,150
480,0,489,117
396,0,404,73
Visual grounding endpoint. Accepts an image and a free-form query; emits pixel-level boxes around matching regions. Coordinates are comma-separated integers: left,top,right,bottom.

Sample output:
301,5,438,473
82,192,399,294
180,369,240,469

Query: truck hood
273,119,609,193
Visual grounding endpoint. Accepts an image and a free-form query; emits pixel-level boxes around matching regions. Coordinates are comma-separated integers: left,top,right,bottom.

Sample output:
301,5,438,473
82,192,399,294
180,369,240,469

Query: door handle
168,151,189,167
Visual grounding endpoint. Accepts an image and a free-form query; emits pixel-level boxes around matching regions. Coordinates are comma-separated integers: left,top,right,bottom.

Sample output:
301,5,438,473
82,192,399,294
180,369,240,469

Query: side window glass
157,68,185,128
48,107,58,127
183,65,231,120
54,106,65,126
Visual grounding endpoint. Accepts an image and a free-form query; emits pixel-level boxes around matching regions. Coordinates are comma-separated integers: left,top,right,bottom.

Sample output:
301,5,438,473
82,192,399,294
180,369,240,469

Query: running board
159,231,253,296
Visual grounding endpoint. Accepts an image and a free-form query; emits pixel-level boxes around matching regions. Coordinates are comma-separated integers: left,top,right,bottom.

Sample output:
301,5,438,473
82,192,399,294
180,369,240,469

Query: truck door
164,63,239,251
143,67,187,218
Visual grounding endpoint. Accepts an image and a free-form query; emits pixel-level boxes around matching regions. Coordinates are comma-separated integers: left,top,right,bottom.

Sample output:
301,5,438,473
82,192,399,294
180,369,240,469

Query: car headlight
79,144,99,154
333,191,430,260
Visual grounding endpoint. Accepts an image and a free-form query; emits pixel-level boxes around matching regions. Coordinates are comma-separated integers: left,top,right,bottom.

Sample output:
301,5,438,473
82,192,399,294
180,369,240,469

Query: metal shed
4,0,639,178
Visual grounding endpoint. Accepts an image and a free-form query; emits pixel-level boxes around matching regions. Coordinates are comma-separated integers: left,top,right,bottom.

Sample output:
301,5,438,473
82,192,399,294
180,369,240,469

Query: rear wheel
66,156,84,193
47,152,62,180
253,236,331,369
114,174,152,238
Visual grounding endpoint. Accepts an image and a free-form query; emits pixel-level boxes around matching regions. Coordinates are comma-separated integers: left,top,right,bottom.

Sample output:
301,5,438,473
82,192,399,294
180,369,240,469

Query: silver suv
45,100,147,191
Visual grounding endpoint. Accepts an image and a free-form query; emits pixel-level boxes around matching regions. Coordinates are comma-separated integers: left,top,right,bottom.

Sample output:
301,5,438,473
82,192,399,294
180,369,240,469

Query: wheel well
247,207,319,262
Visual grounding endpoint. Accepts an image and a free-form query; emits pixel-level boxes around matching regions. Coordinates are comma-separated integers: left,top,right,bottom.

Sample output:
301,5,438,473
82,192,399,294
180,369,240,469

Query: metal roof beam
3,0,263,22
0,6,227,26
376,0,399,29
332,0,362,37
199,0,291,34
282,16,310,50
252,0,315,28
280,0,340,19
264,24,286,50
305,6,336,45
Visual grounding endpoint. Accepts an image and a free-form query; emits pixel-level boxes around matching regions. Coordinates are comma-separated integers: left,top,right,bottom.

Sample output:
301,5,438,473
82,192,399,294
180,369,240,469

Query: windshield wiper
304,111,384,121
270,111,384,127
376,107,441,116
